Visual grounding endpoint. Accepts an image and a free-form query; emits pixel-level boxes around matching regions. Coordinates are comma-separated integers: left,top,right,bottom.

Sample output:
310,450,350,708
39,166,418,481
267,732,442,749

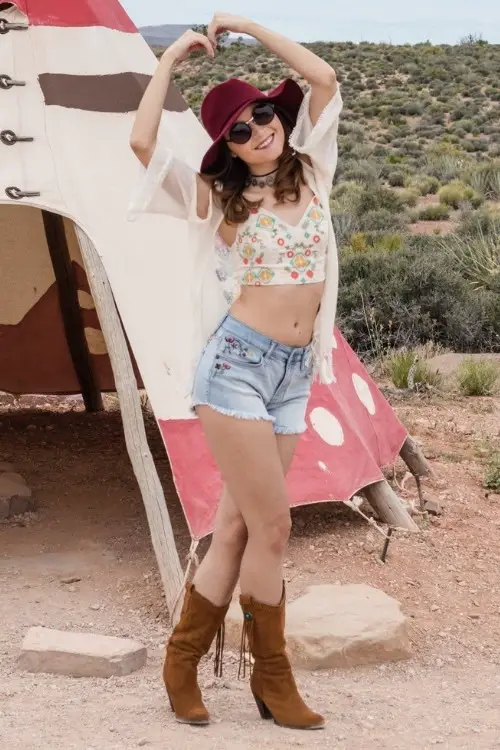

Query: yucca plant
442,226,500,290
466,162,500,200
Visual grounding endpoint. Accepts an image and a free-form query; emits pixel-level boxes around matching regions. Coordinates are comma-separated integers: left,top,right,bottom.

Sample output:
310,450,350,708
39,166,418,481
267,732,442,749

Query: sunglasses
226,102,276,145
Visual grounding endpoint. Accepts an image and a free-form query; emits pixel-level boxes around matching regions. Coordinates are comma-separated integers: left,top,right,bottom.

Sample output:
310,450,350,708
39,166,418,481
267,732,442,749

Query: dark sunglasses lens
253,103,275,125
229,122,252,144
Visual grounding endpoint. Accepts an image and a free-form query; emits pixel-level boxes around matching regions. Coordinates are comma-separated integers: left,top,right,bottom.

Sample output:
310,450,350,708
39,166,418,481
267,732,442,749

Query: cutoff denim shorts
191,314,314,435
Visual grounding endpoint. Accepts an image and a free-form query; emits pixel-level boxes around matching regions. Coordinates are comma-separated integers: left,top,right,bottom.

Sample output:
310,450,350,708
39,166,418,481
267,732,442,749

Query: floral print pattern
234,196,327,286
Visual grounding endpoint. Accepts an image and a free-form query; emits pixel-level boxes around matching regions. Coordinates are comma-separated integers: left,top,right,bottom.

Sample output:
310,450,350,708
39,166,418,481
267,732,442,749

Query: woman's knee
213,510,248,554
253,510,291,555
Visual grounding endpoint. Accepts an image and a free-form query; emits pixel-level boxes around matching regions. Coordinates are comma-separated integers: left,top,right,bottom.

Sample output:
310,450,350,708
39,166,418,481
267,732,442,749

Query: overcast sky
121,0,500,44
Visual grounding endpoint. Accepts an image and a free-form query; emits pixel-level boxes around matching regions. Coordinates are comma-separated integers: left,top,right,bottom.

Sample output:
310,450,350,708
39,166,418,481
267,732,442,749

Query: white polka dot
352,374,376,415
310,407,344,446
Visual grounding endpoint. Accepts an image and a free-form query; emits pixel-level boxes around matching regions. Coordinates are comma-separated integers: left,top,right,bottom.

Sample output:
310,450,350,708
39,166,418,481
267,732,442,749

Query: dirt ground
1,387,499,750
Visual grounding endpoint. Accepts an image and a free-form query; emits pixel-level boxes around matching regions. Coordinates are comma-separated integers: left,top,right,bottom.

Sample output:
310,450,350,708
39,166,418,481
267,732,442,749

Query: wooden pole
400,435,433,477
42,210,103,412
75,225,184,619
363,479,419,531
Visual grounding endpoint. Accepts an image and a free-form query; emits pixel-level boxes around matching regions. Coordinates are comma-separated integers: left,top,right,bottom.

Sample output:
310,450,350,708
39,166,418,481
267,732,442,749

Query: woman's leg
195,406,295,606
194,407,323,729
192,433,299,606
192,487,247,606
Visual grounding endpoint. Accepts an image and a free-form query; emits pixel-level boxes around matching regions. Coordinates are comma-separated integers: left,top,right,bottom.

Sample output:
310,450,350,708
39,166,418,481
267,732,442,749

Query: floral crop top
232,195,327,286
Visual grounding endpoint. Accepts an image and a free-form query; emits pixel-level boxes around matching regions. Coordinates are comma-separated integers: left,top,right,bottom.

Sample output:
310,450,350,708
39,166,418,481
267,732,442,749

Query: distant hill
139,24,191,48
139,23,259,49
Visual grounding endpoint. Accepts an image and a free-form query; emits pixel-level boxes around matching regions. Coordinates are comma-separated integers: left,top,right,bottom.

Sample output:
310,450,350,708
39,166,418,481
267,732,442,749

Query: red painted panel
11,0,136,32
158,328,407,540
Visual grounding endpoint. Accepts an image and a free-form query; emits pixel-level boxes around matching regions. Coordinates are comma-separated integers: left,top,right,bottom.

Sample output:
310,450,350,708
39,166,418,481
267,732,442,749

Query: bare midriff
229,282,324,347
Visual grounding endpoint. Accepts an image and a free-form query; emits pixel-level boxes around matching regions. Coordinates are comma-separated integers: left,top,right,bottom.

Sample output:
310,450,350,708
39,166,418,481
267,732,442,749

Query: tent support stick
75,225,184,621
363,479,419,531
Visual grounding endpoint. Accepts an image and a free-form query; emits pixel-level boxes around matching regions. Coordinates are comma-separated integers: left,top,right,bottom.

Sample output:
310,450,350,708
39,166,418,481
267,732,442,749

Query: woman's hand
164,29,215,64
206,12,252,46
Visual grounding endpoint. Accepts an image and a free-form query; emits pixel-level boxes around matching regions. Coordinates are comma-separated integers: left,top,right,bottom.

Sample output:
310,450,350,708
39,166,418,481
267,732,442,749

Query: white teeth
257,134,273,150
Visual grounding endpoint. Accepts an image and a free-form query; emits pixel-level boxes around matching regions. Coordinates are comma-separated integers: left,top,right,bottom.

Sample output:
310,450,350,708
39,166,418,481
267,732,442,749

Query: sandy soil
1,388,499,749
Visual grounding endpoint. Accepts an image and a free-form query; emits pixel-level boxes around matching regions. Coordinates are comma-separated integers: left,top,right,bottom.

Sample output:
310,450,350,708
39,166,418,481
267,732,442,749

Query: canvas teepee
0,0,427,618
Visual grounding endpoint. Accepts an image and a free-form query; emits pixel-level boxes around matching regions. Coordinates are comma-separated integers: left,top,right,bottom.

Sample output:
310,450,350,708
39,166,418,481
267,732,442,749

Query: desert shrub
371,233,405,252
456,359,500,396
358,208,406,232
484,452,500,491
387,170,406,187
384,349,442,389
398,189,419,208
438,180,476,209
426,154,466,182
357,185,405,214
349,232,369,252
457,207,500,237
418,204,451,220
338,240,500,356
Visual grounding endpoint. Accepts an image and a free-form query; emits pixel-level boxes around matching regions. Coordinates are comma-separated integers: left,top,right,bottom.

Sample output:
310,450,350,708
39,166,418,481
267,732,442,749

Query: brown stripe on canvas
38,72,188,113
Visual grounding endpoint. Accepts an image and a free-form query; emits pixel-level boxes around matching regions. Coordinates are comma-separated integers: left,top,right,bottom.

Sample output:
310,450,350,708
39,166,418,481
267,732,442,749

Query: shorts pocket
215,334,264,368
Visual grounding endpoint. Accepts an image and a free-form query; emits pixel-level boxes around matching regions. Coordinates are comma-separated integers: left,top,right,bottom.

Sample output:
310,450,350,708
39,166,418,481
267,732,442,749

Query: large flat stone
19,627,147,678
225,584,411,670
0,472,34,517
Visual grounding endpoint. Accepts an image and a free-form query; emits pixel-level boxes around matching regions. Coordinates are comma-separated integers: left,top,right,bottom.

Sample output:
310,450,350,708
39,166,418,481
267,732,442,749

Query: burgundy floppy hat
200,77,304,173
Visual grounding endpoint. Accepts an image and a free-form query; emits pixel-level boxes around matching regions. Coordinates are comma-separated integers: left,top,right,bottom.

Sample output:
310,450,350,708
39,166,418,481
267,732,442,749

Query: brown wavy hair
201,109,306,225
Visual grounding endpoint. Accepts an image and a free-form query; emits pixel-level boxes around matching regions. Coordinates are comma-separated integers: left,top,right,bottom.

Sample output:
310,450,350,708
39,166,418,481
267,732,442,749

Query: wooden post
75,225,184,619
400,435,433,477
363,479,419,531
42,210,103,412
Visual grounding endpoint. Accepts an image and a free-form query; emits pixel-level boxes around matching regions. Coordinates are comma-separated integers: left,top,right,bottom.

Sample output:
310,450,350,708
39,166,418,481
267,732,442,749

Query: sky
121,0,500,44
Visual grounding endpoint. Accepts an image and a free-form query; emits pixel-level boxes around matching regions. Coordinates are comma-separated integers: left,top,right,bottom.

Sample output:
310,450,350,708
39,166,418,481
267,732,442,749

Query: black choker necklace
246,168,278,189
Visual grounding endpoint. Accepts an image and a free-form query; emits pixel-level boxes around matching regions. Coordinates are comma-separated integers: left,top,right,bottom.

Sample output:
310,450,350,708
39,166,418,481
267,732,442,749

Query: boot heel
253,692,273,721
166,690,174,712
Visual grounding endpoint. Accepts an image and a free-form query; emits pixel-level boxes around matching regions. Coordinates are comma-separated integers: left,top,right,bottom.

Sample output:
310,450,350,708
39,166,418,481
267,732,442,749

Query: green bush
384,349,442,389
484,452,500,491
418,204,451,220
338,239,500,356
388,170,406,187
358,208,406,232
456,359,500,396
438,180,475,209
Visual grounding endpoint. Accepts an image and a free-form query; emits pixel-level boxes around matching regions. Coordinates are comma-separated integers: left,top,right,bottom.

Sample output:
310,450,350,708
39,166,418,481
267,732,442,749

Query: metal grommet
0,74,26,90
0,18,28,34
0,129,34,145
244,611,253,622
5,186,41,200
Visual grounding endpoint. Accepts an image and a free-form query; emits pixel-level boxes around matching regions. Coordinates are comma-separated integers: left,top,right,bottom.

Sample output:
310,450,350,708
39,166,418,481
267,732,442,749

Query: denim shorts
191,314,314,435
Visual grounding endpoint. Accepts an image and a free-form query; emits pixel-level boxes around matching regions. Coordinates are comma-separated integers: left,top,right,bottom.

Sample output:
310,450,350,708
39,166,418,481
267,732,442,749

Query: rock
0,461,15,472
19,627,147,678
61,577,81,585
225,584,411,670
424,498,443,516
0,473,35,518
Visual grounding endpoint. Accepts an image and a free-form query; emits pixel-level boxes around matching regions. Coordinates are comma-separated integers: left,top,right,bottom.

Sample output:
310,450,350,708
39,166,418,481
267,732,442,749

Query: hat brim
200,78,304,175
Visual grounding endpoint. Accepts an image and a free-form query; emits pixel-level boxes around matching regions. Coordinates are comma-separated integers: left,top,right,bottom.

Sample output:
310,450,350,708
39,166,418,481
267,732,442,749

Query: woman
130,12,342,731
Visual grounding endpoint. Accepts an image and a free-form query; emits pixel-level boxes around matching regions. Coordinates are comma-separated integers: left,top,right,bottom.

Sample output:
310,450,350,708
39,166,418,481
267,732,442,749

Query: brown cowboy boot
239,585,325,730
164,583,229,725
